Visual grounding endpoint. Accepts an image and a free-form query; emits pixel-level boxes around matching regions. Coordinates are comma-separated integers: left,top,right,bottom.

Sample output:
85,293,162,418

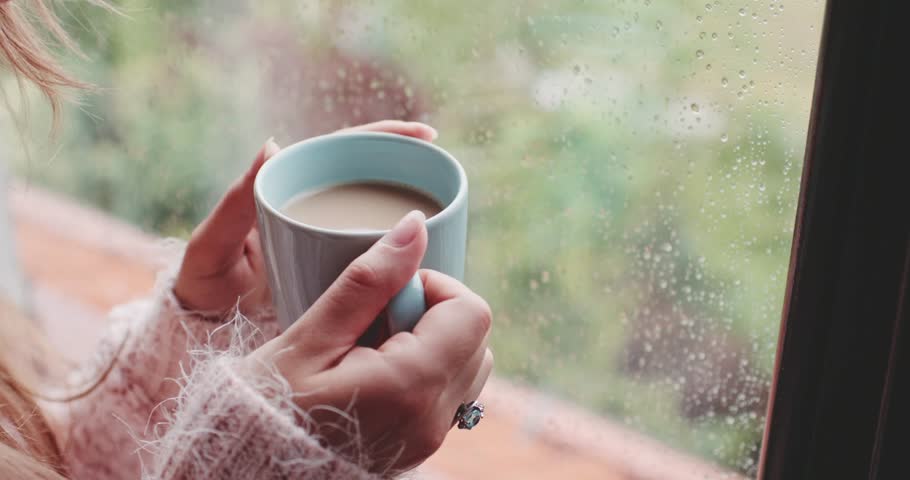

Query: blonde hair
1,1,110,477
0,299,67,479
0,0,95,127
0,363,65,479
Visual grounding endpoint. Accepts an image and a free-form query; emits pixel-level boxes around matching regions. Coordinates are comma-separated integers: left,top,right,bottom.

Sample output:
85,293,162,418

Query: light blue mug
254,132,468,334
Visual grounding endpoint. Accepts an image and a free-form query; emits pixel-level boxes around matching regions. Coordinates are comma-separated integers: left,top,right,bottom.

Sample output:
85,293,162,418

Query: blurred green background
1,0,824,475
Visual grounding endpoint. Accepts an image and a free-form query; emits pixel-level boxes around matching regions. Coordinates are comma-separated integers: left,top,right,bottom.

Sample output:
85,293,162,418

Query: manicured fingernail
382,210,425,247
428,126,439,141
265,137,281,157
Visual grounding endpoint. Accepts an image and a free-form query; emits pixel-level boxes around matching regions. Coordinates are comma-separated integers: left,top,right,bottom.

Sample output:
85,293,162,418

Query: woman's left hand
173,120,438,315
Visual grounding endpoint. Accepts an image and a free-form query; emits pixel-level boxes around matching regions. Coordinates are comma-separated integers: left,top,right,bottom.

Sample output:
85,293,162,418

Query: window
1,0,830,478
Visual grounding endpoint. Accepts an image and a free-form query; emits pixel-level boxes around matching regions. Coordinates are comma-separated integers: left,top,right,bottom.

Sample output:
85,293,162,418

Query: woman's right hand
246,210,494,474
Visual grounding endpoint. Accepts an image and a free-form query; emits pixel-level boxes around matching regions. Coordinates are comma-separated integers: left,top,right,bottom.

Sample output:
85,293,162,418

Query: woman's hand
173,121,438,315
248,211,494,474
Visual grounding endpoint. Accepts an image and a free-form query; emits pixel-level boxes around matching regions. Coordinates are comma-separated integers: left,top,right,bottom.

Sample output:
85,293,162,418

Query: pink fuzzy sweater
39,265,383,480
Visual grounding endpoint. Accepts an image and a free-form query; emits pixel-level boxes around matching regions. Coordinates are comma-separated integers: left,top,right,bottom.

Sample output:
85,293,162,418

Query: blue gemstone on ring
457,401,484,430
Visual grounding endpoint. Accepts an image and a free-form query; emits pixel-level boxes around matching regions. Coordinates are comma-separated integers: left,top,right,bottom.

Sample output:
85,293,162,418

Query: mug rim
254,131,468,239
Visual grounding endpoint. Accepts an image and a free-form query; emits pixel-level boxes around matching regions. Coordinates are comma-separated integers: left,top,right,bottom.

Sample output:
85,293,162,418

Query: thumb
185,138,281,272
290,210,429,349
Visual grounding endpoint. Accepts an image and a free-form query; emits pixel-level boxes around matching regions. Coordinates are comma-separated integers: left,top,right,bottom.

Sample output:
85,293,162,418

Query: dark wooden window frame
758,0,908,478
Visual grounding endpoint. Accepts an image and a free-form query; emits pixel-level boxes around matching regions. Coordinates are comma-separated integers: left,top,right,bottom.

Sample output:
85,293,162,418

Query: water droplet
696,15,703,23
573,64,581,75
720,133,728,142
711,32,718,40
705,3,712,10
739,70,747,79
696,49,705,59
690,103,700,113
662,242,673,252
705,63,713,71
721,77,729,87
656,20,663,30
739,8,746,16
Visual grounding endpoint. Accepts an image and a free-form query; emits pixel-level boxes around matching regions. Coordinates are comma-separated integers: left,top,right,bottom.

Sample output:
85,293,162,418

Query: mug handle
386,273,426,335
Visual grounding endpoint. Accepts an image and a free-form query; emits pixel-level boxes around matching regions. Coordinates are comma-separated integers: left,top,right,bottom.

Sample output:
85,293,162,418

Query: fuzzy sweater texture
41,258,386,480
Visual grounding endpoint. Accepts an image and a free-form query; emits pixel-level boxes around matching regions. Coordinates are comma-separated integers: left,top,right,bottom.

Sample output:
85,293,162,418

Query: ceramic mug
254,132,468,334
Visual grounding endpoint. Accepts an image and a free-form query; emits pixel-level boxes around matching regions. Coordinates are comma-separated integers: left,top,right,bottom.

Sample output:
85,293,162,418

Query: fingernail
265,137,281,156
382,210,425,247
428,126,439,141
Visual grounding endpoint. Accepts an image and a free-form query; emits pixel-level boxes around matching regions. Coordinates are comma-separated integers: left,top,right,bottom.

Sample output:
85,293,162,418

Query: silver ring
454,401,485,430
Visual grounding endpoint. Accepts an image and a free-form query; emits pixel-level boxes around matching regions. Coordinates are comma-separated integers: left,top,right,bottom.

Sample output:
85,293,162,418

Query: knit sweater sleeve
49,258,379,480
144,358,378,480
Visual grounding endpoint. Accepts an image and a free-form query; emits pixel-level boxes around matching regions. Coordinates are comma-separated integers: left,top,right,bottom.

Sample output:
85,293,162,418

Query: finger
243,229,266,277
368,269,485,355
238,230,271,310
186,138,281,272
337,120,438,142
445,348,492,429
463,349,494,405
444,329,488,390
408,273,492,368
418,269,477,307
291,210,429,348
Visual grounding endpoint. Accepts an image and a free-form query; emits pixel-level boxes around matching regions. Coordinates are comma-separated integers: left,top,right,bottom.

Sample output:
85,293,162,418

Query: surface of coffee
282,181,443,231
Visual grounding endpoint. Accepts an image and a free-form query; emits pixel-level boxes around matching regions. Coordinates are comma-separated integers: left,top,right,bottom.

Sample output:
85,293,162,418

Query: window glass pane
0,0,825,477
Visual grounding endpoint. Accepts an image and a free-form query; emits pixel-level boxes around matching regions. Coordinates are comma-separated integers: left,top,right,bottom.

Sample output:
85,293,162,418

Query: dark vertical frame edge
758,0,908,478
